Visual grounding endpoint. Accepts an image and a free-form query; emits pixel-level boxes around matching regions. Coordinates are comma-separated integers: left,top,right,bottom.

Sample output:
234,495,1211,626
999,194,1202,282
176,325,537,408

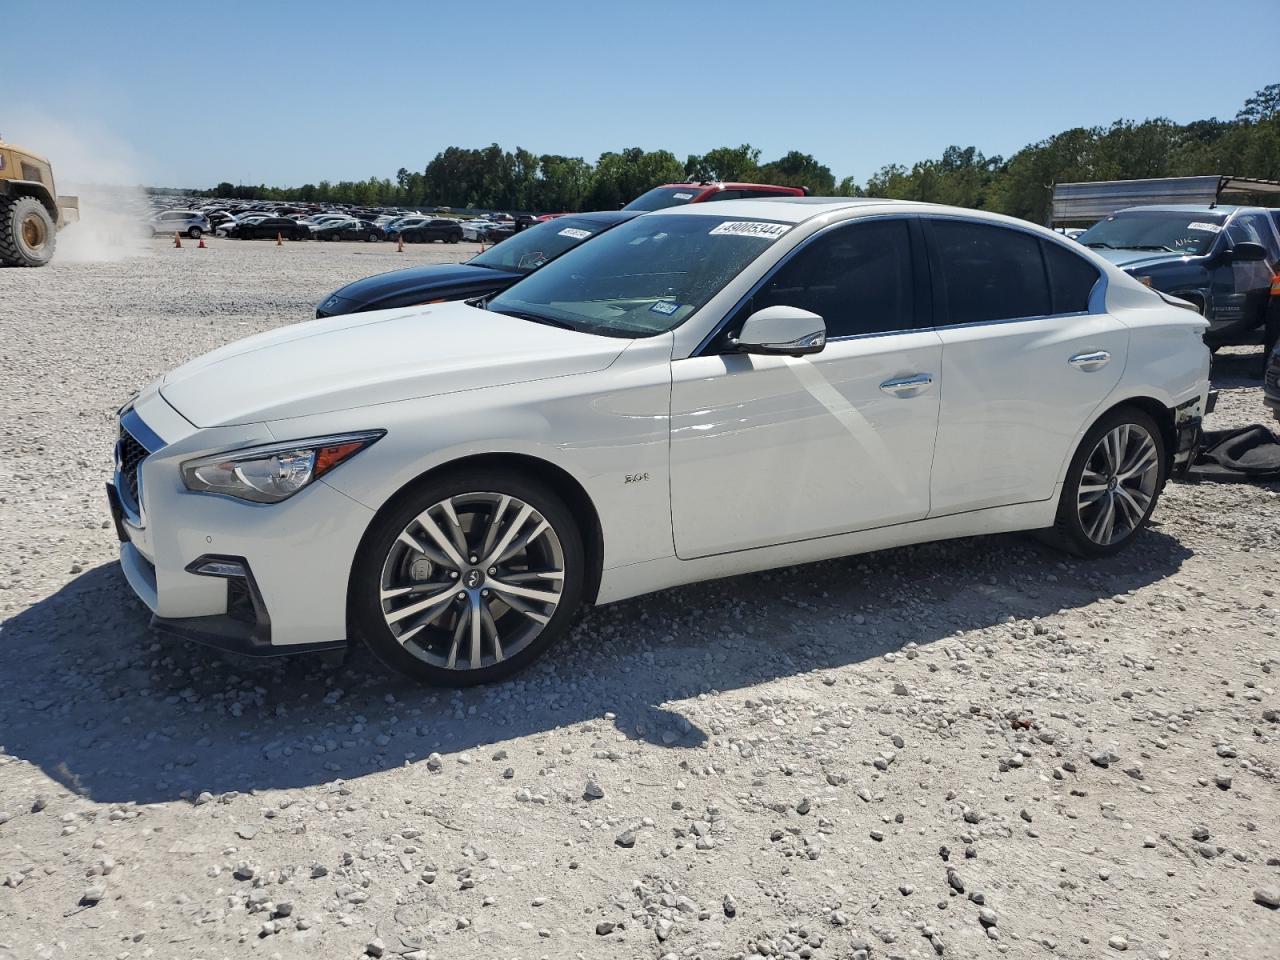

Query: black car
1076,205,1280,348
315,210,637,317
311,218,384,242
398,218,464,244
231,216,312,241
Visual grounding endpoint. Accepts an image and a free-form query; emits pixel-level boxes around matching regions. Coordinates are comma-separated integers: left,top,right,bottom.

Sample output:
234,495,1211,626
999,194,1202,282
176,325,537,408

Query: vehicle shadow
0,528,1191,805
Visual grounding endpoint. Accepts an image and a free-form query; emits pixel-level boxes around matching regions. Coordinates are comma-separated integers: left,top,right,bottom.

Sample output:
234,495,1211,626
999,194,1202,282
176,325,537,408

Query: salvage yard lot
1,238,1277,959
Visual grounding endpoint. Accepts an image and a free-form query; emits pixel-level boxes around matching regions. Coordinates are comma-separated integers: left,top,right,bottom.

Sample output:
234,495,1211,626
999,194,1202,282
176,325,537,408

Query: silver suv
148,210,211,239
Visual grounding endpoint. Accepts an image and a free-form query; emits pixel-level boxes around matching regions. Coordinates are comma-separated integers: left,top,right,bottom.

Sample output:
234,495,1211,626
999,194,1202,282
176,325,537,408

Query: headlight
181,431,384,503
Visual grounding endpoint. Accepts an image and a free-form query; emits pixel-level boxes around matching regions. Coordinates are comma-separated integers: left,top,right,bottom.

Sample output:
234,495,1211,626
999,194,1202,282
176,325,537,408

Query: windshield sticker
557,227,592,240
709,221,790,239
672,192,694,200
649,300,680,316
1186,222,1222,233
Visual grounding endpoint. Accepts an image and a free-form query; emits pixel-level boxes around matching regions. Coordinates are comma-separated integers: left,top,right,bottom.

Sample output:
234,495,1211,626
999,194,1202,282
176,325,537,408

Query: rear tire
0,195,56,267
349,468,585,686
1044,406,1167,557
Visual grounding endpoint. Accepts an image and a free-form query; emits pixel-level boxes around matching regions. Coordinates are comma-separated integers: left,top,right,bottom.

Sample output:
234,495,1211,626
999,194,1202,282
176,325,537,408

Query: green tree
758,151,835,193
684,144,761,182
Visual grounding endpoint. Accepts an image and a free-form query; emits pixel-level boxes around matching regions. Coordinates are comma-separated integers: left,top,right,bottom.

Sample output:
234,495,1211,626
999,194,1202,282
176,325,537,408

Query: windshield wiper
1123,244,1176,252
1083,241,1115,249
491,307,576,330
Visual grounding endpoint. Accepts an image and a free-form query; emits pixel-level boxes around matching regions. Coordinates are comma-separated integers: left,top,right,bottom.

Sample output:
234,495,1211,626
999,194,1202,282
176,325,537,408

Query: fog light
192,558,248,578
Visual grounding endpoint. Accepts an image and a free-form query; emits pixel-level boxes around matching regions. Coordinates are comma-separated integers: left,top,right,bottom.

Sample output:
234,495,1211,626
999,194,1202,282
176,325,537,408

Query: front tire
0,196,57,267
349,469,585,686
1047,406,1167,557
188,226,203,239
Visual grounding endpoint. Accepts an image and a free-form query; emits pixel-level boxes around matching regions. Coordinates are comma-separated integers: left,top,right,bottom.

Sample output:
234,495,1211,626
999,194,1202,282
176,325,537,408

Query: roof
653,196,907,224
656,182,801,191
1111,204,1239,215
1051,176,1280,224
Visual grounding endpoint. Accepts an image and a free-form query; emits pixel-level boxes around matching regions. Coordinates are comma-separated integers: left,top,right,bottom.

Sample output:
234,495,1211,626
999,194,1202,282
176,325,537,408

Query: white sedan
109,198,1211,685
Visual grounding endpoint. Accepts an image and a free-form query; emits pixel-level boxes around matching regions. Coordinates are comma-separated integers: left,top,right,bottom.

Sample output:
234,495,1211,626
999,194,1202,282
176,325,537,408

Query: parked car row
112,195,1212,689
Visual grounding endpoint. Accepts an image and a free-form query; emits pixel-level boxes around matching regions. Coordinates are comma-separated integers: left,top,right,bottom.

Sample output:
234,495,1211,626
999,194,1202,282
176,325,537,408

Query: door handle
879,373,934,396
1069,351,1111,370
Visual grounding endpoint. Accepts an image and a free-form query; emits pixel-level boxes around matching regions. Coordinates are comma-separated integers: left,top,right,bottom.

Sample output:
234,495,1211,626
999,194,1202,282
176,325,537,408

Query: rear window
470,217,611,274
623,186,705,211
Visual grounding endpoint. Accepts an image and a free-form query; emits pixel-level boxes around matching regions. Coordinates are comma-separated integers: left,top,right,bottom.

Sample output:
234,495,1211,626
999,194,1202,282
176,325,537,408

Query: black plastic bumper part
148,554,346,658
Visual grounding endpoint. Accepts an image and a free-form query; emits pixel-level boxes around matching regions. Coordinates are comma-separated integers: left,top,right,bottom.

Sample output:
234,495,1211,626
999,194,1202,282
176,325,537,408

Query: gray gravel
1,238,1278,958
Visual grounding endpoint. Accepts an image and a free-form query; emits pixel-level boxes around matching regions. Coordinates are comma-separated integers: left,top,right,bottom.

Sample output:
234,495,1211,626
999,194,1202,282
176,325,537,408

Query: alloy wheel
1076,422,1159,545
378,492,565,671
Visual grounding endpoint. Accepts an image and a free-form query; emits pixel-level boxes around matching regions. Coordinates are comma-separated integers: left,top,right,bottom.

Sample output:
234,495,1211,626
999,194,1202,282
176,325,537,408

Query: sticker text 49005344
708,221,790,239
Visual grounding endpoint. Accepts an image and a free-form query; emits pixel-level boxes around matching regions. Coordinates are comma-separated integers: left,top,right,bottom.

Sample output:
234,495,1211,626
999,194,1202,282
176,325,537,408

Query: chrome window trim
691,212,1110,357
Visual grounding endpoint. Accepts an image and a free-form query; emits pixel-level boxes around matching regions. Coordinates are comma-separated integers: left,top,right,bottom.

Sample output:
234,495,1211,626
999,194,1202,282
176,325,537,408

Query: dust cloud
3,116,151,262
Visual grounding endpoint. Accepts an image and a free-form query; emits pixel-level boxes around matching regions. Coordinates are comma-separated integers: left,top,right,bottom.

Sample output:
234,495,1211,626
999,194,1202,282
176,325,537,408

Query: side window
751,219,915,338
1229,214,1280,261
929,219,1050,325
1042,241,1100,314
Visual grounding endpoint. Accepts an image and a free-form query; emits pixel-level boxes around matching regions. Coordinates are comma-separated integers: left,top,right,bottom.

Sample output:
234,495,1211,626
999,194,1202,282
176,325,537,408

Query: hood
160,301,630,427
1090,248,1196,271
322,263,522,312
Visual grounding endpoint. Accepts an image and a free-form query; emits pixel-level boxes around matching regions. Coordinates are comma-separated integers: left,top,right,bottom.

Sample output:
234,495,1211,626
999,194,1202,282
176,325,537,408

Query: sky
5,0,1277,191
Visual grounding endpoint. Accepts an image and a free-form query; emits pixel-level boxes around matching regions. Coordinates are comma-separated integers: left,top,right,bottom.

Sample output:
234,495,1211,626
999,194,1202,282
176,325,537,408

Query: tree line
199,83,1279,221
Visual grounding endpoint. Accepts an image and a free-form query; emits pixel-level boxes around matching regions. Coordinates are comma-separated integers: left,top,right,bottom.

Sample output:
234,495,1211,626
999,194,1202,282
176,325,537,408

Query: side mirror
731,305,826,356
1229,241,1269,263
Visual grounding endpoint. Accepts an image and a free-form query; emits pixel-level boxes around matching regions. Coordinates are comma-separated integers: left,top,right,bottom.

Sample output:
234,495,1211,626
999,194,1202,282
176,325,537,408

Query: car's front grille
117,424,149,509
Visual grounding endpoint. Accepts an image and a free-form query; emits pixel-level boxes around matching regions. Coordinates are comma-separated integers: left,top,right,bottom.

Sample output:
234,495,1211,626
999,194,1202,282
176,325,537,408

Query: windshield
623,186,704,211
488,213,789,337
470,217,613,274
1077,210,1227,256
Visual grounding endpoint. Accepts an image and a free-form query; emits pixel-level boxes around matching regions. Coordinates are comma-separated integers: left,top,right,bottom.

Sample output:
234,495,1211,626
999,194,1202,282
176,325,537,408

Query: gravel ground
1,239,1278,960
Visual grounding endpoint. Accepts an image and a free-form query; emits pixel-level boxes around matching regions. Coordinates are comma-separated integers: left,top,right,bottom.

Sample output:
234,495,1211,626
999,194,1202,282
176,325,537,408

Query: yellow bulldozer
0,138,79,267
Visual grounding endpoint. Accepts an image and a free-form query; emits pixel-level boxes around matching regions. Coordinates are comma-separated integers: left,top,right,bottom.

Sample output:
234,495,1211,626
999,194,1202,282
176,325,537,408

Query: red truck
624,181,808,211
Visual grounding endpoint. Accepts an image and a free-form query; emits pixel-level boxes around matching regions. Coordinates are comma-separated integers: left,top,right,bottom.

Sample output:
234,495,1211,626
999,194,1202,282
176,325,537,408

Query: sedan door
669,217,942,559
922,218,1127,516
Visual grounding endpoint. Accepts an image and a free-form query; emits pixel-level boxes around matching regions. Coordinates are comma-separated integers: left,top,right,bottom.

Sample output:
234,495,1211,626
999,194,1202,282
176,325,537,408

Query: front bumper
109,401,373,655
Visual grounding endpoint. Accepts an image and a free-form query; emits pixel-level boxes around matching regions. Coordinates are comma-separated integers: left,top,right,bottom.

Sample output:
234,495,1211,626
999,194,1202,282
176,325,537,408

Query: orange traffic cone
397,234,404,253
276,233,284,246
173,232,182,248
197,236,206,249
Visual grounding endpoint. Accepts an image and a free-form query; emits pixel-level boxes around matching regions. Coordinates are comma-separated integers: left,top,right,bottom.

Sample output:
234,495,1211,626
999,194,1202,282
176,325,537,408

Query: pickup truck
1076,204,1280,349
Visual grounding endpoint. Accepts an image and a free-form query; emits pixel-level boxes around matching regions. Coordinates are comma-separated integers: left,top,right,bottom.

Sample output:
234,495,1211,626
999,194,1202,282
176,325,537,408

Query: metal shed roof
1050,176,1280,224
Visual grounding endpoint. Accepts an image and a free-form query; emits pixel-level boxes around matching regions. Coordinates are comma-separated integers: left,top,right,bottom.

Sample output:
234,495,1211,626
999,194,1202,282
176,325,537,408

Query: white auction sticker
672,192,694,200
709,221,790,239
558,227,592,240
1186,222,1222,233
